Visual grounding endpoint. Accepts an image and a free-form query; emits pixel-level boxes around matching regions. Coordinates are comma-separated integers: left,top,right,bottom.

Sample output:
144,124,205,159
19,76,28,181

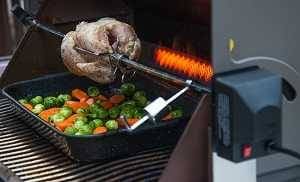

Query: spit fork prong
74,46,110,57
119,116,130,130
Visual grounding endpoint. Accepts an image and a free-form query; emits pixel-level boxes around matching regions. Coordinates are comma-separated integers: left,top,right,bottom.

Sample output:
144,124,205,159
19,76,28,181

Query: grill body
0,0,300,181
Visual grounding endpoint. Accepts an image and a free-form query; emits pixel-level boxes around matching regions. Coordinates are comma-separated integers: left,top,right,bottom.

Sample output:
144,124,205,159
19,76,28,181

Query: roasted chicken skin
61,18,141,83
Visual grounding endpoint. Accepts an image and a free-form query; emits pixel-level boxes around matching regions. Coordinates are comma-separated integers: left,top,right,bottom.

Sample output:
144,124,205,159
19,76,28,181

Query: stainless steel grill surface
0,97,171,182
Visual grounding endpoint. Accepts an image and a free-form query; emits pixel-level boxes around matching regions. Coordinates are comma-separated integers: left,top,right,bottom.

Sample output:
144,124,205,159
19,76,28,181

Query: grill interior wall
131,0,211,59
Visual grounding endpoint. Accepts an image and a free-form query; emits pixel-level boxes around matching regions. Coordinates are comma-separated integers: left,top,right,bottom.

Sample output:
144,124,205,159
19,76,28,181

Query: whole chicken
61,18,141,83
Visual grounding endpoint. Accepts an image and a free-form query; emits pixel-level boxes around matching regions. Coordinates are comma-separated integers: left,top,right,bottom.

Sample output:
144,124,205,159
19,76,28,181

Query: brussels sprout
120,100,136,109
75,115,88,123
88,103,101,113
59,106,73,118
146,101,151,106
134,96,148,107
109,107,120,119
88,121,96,129
76,108,87,115
49,113,65,123
57,94,71,105
120,83,136,96
87,86,100,97
92,119,104,127
75,132,84,136
74,120,86,129
88,104,108,119
95,100,102,105
32,104,45,114
44,96,59,108
18,99,28,104
133,107,145,119
64,126,78,135
171,109,183,119
30,96,43,106
87,113,98,119
120,107,134,118
78,124,93,135
105,120,118,130
133,91,146,100
97,108,109,119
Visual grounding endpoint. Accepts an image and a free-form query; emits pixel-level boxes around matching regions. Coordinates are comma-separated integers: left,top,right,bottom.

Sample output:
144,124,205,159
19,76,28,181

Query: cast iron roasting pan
2,72,197,162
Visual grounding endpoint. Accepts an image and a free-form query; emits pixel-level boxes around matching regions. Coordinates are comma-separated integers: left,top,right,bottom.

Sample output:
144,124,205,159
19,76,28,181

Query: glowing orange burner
154,48,213,82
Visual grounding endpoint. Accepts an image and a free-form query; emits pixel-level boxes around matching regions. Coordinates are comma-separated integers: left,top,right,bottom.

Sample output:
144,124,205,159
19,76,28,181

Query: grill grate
0,97,172,182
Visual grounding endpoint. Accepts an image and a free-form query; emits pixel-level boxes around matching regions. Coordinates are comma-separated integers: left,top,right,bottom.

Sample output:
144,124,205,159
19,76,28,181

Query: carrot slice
72,89,89,101
64,114,79,124
109,95,125,104
55,114,78,131
127,118,139,126
101,101,113,110
93,127,108,134
95,94,108,101
39,108,60,122
80,97,88,103
65,101,89,112
23,103,33,111
162,113,173,121
55,121,72,131
117,118,139,127
86,98,95,105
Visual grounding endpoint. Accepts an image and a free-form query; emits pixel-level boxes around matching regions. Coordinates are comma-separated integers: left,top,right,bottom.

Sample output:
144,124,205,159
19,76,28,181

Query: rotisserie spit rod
12,5,211,94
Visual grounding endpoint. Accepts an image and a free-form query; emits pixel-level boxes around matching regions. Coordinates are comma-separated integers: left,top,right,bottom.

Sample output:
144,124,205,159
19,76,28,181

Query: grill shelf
0,97,171,182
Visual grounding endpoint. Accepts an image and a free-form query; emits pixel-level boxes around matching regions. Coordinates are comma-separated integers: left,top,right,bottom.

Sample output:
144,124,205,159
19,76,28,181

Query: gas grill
1,0,300,182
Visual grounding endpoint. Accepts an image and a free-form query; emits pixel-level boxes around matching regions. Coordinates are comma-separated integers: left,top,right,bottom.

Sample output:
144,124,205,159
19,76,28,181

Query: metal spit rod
77,47,211,93
12,5,211,94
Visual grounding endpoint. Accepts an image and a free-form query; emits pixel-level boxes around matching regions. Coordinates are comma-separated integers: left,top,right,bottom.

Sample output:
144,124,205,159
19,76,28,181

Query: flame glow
154,48,213,82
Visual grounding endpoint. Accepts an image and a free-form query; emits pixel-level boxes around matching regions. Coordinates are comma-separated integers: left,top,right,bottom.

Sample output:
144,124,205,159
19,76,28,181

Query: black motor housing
214,68,282,162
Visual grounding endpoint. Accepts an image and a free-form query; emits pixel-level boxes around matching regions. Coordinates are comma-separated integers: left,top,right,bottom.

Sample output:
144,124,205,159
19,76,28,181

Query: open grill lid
2,3,212,132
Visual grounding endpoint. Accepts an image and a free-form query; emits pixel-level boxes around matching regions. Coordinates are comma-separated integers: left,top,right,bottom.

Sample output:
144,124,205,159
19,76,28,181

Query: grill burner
0,96,171,182
154,47,213,82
